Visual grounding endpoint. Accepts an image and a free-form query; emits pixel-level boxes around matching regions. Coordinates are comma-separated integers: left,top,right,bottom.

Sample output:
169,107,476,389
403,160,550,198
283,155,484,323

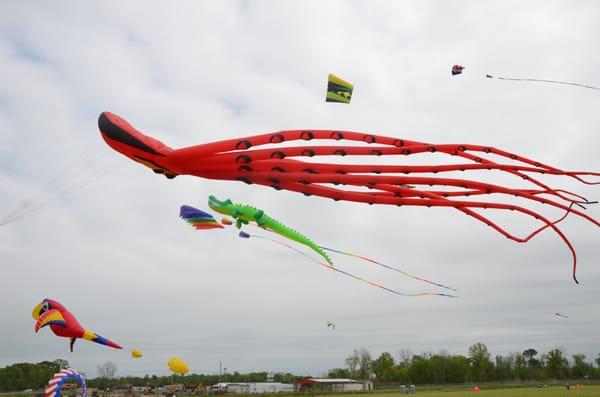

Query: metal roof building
294,378,373,392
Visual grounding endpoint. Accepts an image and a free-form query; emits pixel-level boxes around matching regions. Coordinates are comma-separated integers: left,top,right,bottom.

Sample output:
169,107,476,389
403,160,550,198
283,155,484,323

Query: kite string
487,75,600,91
0,166,119,227
247,234,458,298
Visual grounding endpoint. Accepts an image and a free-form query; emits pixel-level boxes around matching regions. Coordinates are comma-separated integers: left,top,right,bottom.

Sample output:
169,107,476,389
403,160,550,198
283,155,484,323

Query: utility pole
219,362,222,383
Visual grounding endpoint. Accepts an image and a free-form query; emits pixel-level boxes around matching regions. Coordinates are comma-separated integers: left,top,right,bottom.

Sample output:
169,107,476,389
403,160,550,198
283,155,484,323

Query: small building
294,378,373,392
210,382,294,394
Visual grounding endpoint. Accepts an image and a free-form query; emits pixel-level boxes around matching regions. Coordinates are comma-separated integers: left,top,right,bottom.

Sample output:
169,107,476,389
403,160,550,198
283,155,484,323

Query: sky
1,0,599,379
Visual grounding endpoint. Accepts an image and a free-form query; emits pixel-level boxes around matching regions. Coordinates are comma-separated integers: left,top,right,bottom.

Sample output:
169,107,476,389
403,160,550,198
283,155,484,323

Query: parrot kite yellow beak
32,303,43,320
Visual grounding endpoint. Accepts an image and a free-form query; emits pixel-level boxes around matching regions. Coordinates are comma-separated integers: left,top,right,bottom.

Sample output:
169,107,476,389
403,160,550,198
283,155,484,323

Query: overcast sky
1,0,599,379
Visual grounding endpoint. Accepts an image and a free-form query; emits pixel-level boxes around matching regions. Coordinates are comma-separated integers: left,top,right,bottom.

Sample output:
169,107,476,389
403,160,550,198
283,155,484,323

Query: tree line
2,344,600,391
329,344,600,384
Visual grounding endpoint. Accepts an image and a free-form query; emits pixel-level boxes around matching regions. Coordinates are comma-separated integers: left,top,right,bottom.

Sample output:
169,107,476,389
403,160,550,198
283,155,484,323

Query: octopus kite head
98,112,177,178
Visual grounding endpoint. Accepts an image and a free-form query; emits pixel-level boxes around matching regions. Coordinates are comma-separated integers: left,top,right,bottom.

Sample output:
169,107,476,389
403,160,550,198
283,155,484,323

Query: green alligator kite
208,195,333,265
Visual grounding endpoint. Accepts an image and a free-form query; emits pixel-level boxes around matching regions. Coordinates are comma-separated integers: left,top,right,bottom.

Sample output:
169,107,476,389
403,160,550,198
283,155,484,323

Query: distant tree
408,355,434,384
523,348,540,368
543,349,568,379
595,354,600,368
345,350,360,377
468,343,493,382
514,353,529,380
397,349,413,367
53,359,69,370
447,355,471,383
97,361,117,390
571,354,592,379
327,368,350,378
429,354,450,384
357,348,372,379
372,352,395,382
492,354,515,381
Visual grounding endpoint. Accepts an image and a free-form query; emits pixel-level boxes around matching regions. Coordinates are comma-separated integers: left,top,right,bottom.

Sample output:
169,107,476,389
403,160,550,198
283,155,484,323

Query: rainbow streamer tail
244,233,458,298
180,205,223,230
320,246,457,292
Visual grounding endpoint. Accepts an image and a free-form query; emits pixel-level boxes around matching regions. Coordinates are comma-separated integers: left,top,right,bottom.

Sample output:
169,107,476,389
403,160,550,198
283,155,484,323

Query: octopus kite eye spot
485,147,492,153
363,135,376,143
238,165,253,172
402,149,412,155
330,131,344,140
301,149,316,157
458,145,467,152
334,149,347,156
510,154,518,160
302,192,312,197
236,154,252,164
271,151,285,159
534,162,541,167
236,177,252,185
236,140,252,150
393,139,405,147
269,133,285,143
300,131,314,140
427,146,437,153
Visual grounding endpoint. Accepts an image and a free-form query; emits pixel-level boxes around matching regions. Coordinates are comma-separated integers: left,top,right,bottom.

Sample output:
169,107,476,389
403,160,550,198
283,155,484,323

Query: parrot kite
32,298,122,352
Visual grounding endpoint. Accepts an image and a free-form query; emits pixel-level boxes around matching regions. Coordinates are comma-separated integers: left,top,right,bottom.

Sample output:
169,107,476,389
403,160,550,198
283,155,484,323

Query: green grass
3,386,599,397
313,386,598,397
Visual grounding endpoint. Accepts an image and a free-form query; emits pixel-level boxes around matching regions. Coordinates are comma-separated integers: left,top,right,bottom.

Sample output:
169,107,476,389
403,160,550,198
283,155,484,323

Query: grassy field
3,386,599,397
315,386,599,397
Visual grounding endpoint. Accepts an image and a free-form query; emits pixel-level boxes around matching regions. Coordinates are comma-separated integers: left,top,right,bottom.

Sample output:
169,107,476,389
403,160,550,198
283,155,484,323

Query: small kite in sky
168,357,189,375
451,65,465,75
131,348,143,358
555,312,569,319
326,73,353,103
327,321,336,330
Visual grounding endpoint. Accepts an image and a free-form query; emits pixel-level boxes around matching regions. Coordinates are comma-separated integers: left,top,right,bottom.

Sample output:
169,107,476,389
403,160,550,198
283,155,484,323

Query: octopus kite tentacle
98,112,600,282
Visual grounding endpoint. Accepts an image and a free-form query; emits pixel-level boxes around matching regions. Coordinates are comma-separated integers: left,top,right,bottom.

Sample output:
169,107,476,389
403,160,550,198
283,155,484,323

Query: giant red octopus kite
99,112,599,282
